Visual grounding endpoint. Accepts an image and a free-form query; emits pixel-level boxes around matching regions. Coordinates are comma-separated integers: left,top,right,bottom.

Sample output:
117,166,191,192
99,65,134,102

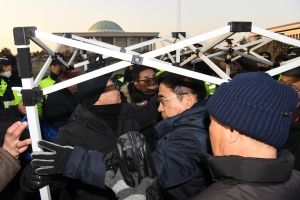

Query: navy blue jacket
152,100,211,199
64,146,107,189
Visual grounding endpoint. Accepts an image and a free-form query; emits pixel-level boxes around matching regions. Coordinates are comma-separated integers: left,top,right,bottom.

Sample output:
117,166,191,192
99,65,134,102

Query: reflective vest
0,78,22,108
38,76,57,116
39,76,56,89
204,81,216,99
118,76,124,83
278,74,282,82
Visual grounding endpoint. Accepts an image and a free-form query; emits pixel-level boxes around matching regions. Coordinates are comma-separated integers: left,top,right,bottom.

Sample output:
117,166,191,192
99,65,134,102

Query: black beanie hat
207,72,298,148
258,51,272,61
0,54,18,74
50,53,65,66
77,69,112,106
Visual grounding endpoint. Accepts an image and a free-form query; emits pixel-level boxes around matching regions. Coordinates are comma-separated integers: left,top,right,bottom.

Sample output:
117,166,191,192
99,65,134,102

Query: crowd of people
1,45,300,200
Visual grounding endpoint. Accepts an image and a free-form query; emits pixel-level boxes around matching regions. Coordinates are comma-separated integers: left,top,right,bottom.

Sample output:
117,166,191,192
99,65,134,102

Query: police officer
39,53,64,89
38,53,64,116
0,54,25,118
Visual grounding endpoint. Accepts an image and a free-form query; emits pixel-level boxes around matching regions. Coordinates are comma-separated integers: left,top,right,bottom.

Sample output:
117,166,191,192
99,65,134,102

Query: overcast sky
1,0,300,54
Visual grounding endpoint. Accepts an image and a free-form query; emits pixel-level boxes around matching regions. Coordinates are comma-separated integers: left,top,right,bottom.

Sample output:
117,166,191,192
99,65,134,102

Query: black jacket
51,103,121,200
52,103,120,153
53,99,159,153
51,98,159,200
283,118,300,171
190,150,300,200
52,97,159,152
117,96,160,146
43,88,79,130
120,82,154,103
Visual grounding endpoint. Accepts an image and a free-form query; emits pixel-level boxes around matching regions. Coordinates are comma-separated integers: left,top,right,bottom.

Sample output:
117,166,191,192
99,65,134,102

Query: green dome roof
88,20,124,32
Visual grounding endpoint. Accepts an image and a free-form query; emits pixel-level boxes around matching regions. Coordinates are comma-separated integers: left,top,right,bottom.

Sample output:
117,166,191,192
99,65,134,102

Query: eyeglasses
138,77,157,85
157,93,187,104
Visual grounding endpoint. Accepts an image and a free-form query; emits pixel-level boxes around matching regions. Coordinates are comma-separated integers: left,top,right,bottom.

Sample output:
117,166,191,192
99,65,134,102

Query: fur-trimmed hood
120,83,132,103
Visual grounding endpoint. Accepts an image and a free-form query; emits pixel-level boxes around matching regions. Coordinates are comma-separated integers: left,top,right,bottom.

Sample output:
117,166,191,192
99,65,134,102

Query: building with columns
53,20,159,56
249,21,300,41
248,21,300,59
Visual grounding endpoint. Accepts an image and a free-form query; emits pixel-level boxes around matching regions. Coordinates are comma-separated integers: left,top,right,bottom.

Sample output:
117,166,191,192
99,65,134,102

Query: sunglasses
138,77,157,84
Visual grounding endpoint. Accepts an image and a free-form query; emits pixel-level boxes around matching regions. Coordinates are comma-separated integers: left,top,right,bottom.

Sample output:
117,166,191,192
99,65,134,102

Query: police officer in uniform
0,54,25,119
39,53,64,89
38,53,64,116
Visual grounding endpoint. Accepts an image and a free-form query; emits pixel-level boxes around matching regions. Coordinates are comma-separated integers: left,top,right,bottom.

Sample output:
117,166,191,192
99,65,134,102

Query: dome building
53,20,159,65
88,20,124,33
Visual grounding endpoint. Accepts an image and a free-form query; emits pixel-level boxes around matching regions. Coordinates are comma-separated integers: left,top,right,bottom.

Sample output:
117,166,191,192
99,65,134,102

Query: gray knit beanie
207,72,298,148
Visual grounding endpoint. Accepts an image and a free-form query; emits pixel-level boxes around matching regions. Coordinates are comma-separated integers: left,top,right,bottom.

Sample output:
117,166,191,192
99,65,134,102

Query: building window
101,37,113,45
129,37,141,51
115,37,127,47
130,37,141,46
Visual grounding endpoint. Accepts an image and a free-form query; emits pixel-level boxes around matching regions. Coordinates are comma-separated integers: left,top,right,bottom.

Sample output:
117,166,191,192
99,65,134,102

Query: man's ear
186,94,195,109
228,128,239,144
134,81,139,89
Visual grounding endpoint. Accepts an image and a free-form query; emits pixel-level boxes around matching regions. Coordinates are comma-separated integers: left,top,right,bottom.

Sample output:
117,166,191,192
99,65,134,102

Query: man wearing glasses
151,72,211,199
121,65,158,104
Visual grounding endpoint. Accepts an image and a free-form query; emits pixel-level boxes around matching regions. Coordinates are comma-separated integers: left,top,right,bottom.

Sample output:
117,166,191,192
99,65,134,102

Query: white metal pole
34,43,61,87
68,49,78,65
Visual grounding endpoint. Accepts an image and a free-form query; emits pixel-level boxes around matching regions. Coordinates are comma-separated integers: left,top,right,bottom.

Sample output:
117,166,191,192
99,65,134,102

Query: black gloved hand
31,140,73,175
21,163,52,191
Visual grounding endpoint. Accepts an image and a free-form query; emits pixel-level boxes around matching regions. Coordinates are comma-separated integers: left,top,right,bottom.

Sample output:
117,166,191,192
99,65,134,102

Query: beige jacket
0,148,20,192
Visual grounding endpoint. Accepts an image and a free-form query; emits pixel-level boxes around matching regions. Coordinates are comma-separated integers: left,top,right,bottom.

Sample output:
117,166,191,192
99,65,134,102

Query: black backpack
115,131,172,200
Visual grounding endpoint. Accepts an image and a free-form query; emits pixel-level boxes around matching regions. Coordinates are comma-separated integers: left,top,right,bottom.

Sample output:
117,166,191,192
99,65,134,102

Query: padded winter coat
0,148,20,192
190,150,300,200
152,100,211,199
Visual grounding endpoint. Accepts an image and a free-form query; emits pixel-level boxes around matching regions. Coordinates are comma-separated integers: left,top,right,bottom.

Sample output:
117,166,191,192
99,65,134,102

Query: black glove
31,140,73,175
21,163,52,191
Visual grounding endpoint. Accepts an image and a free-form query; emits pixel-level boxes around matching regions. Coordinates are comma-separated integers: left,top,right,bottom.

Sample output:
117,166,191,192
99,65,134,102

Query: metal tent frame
13,4,300,200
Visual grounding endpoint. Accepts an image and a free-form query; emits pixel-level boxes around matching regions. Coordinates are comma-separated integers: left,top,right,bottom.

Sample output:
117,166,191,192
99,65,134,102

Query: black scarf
90,104,122,132
128,82,153,103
